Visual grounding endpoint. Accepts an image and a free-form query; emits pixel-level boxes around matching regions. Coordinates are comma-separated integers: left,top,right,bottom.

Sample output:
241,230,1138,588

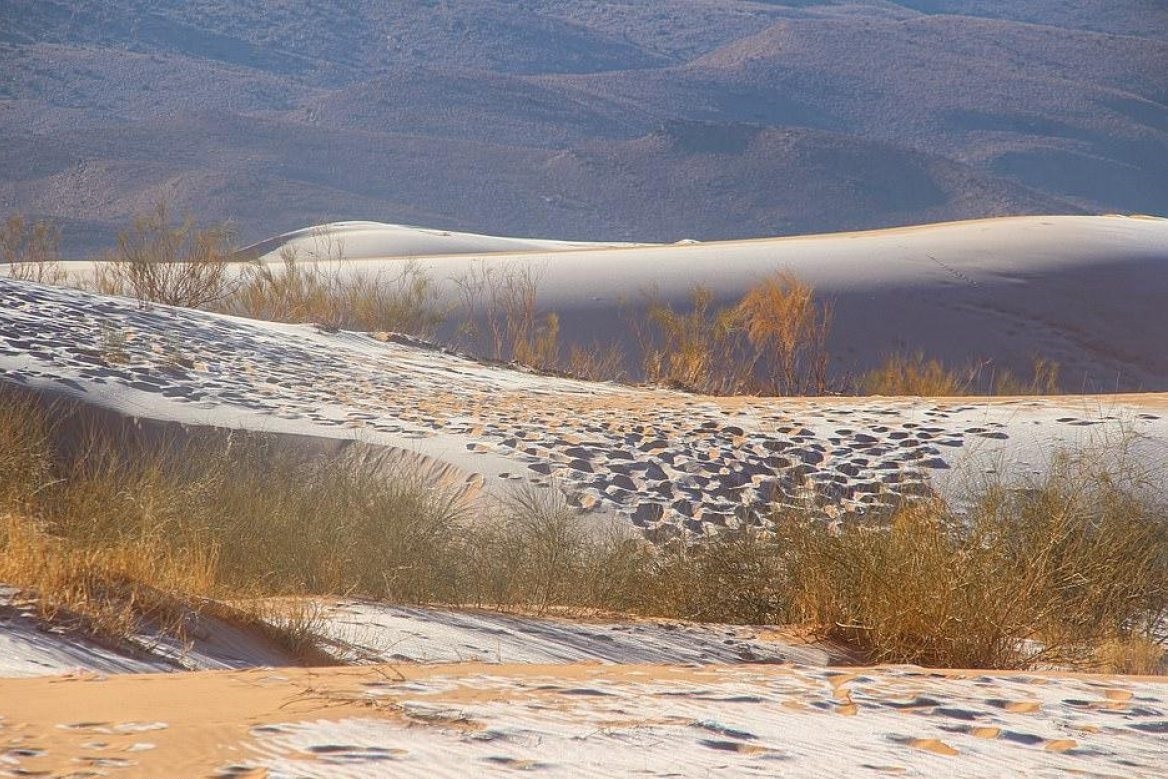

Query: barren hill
1,1,1164,255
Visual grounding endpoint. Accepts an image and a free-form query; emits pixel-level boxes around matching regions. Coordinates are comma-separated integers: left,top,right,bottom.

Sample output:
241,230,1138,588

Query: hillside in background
1,0,1165,255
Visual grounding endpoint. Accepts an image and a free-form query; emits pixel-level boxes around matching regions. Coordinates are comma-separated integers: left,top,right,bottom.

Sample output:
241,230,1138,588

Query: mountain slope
0,1,1163,255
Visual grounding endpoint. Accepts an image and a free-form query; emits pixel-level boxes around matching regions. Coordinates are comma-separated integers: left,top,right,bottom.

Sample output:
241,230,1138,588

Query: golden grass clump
861,352,1063,396
860,352,971,396
778,453,1168,669
0,514,216,641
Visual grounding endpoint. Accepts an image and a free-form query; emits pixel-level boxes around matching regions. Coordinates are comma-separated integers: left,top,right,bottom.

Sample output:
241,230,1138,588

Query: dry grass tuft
1094,636,1166,676
462,487,649,615
860,352,973,396
861,353,1063,396
229,245,446,337
779,452,1168,669
991,357,1062,395
634,528,790,625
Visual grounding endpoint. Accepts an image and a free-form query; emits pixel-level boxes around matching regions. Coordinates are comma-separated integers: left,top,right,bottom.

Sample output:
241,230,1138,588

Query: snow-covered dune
247,215,1168,392
48,215,1168,390
3,659,1165,778
3,277,1167,539
236,220,646,262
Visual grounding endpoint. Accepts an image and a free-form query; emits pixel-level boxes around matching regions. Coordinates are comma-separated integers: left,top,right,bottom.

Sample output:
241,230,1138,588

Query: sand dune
3,275,1167,539
237,221,646,263
0,589,837,679
2,660,1164,778
3,219,1168,775
47,215,1168,389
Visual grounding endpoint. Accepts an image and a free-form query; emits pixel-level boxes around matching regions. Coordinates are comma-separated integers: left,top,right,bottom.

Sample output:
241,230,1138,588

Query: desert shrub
636,285,742,392
231,248,446,337
231,249,335,324
198,441,466,601
0,391,463,647
736,271,833,395
97,202,238,308
0,513,216,642
860,352,974,396
0,214,65,284
779,453,1168,668
634,528,791,624
629,273,834,395
991,356,1062,395
451,262,561,368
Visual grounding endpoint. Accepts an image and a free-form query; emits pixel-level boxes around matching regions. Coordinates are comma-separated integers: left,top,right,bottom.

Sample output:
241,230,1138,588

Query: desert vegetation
450,262,563,369
3,206,1077,398
94,202,239,309
633,273,832,395
861,352,1062,396
775,455,1168,670
1,387,1163,672
229,249,447,338
0,214,65,285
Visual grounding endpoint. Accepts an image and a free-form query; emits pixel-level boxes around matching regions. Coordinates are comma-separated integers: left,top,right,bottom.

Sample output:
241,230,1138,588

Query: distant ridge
1,1,1163,256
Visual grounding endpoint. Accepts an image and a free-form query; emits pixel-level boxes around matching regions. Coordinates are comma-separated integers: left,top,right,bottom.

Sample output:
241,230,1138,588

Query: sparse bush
565,342,629,383
860,352,973,396
0,213,64,284
466,486,588,612
1094,636,1166,675
736,271,833,395
630,273,834,395
0,513,216,643
637,285,742,392
780,452,1168,669
230,247,446,337
98,202,238,308
451,262,561,368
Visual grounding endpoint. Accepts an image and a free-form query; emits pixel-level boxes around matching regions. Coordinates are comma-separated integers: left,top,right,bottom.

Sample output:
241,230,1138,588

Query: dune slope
3,263,1167,537
227,215,1168,392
